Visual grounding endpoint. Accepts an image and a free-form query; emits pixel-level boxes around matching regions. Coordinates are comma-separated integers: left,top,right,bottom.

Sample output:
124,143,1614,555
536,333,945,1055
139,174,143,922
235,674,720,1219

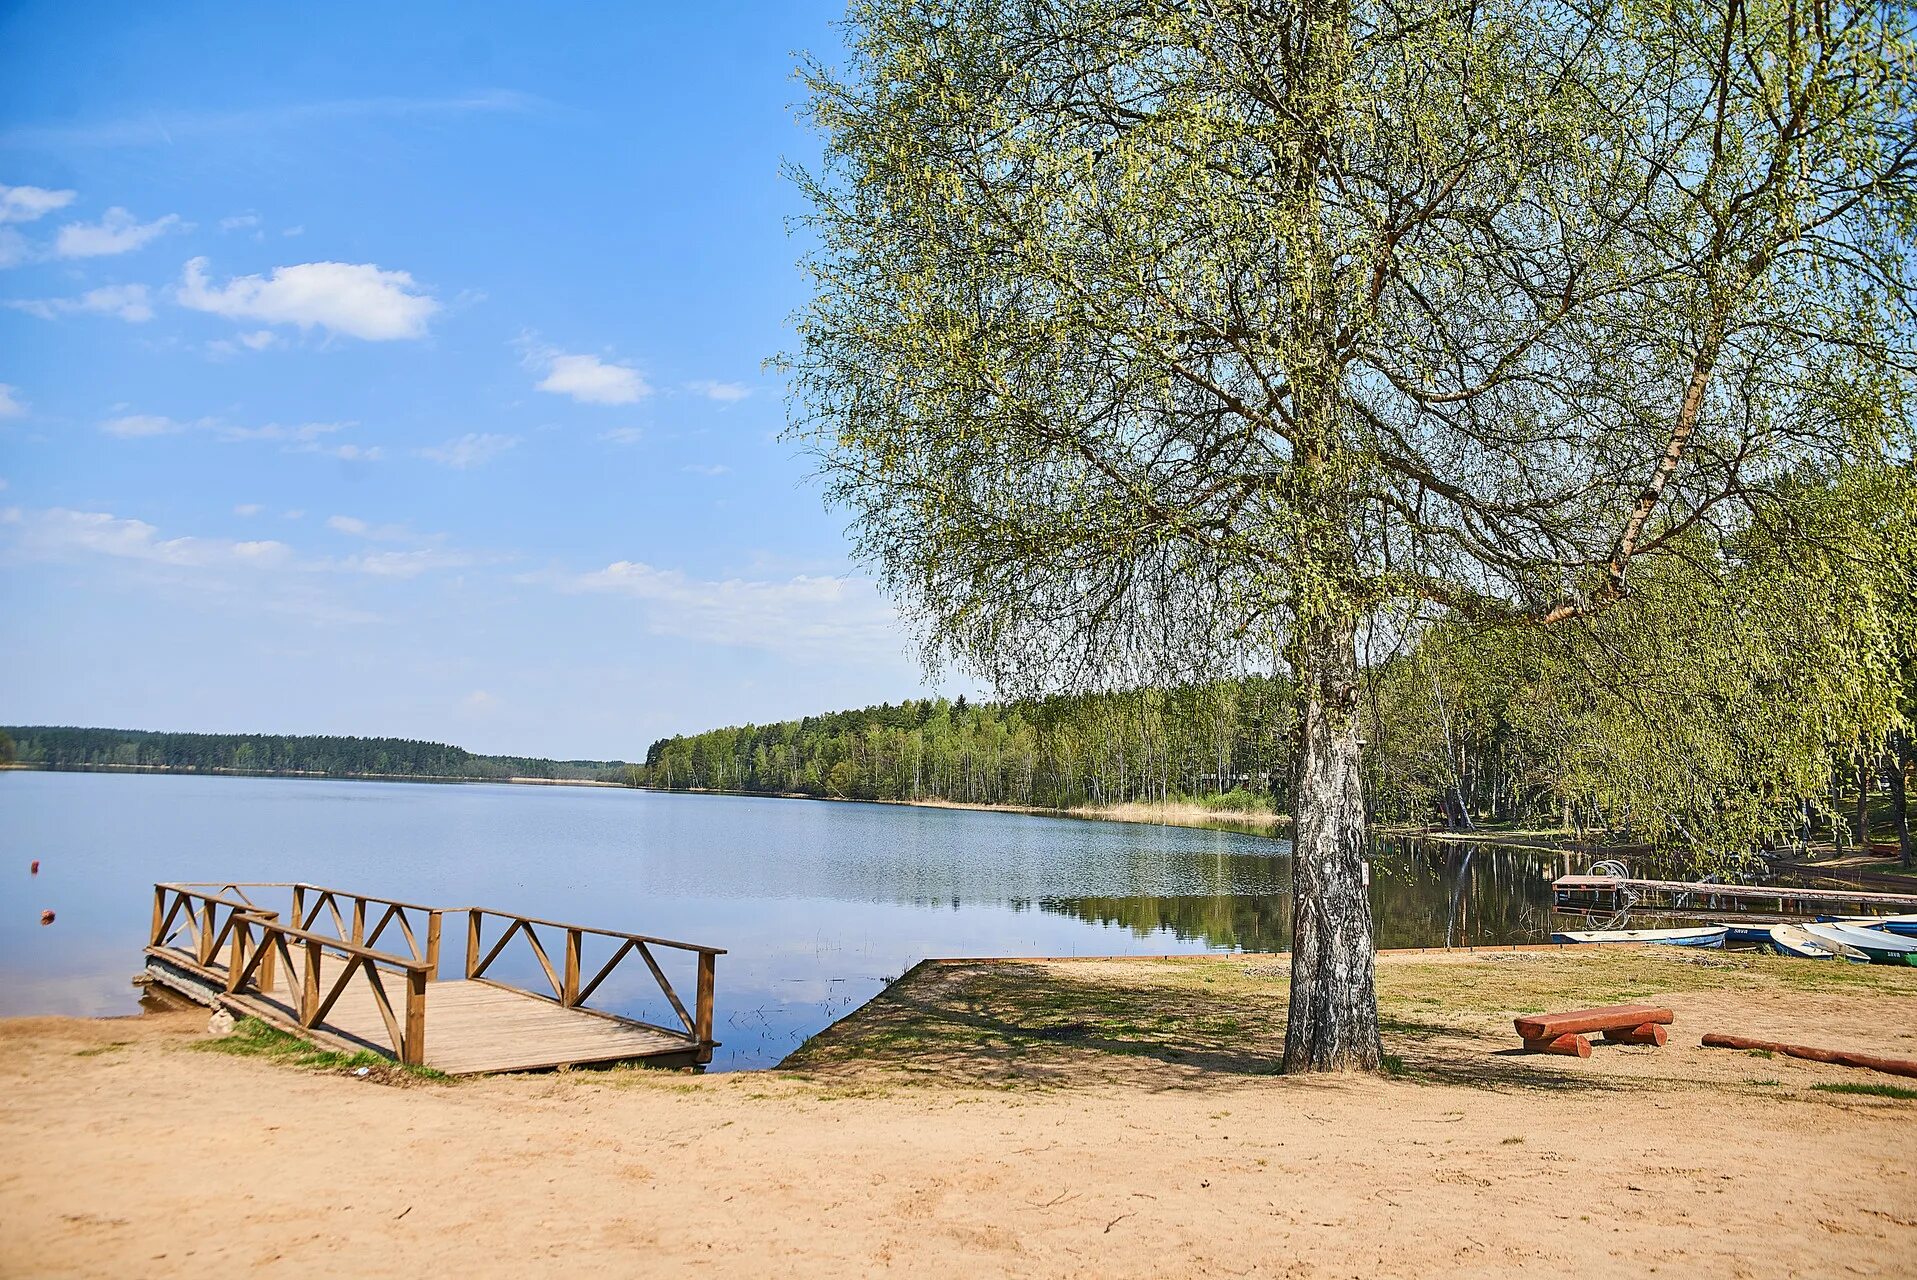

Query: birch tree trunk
1285,613,1383,1072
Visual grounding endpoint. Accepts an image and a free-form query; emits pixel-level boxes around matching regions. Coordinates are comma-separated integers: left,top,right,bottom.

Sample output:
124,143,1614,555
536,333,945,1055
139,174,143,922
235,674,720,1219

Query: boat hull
1551,927,1728,948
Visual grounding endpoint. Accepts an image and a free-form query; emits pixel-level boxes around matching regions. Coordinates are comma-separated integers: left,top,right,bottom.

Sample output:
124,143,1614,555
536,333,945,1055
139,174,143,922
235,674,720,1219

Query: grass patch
192,1017,448,1083
74,1041,131,1058
1810,1081,1917,1101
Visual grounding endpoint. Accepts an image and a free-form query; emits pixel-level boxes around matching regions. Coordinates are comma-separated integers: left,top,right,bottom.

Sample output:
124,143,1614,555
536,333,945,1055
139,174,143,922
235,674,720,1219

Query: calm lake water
0,770,1569,1069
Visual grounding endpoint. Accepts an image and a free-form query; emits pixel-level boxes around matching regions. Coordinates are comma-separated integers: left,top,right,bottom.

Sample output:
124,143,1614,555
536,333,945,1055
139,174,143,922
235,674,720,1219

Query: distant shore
0,761,624,788
629,782,1294,832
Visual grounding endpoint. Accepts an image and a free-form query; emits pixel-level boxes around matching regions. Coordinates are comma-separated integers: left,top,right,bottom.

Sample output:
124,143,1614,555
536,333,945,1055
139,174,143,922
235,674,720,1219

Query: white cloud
417,432,518,469
9,283,154,323
1,91,541,150
463,689,499,712
178,256,439,340
282,225,305,238
7,505,474,588
0,228,27,268
338,547,472,578
598,426,646,445
310,442,384,462
680,463,731,477
234,503,263,517
55,208,183,258
326,514,421,542
216,420,344,444
101,413,187,438
12,507,294,569
686,379,750,403
219,213,261,232
0,384,23,418
529,349,649,405
238,329,277,350
561,560,902,658
0,183,77,223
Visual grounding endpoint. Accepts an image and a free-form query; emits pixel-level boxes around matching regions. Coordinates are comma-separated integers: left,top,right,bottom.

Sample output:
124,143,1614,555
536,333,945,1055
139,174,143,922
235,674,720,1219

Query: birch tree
787,0,1917,1069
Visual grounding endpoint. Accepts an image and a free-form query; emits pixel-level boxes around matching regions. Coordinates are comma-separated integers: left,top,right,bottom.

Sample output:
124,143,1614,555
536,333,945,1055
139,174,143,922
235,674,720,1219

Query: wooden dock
143,882,723,1075
1553,874,1917,918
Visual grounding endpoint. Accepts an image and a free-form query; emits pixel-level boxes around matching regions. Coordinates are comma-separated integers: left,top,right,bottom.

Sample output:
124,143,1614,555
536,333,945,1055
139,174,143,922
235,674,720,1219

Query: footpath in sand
1,949,1912,1278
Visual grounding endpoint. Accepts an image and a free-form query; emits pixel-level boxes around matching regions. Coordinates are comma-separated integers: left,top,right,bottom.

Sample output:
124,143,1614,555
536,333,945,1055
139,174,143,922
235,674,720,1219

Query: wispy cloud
417,432,518,469
558,560,902,659
6,505,478,585
179,257,439,340
55,208,184,258
101,413,194,438
234,503,264,517
9,283,154,323
1,90,544,150
520,337,649,405
598,426,646,445
680,463,730,477
0,384,25,418
685,379,750,403
0,183,76,223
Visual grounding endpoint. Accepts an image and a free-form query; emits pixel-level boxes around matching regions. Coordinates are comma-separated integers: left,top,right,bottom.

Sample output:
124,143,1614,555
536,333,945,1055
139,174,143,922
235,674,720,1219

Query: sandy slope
1,985,1912,1280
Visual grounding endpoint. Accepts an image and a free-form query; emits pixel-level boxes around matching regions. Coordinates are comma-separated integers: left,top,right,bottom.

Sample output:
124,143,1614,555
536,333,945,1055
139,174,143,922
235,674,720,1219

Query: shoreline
0,761,625,788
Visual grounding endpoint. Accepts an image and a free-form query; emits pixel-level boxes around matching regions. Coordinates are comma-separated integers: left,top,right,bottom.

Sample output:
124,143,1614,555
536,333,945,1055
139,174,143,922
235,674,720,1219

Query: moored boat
1801,921,1917,965
1550,926,1728,948
1719,921,1777,946
1767,923,1843,960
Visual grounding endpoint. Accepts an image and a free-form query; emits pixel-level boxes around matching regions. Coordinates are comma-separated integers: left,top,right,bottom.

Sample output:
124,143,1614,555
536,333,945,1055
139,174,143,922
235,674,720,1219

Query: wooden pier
1553,874,1917,919
142,882,723,1074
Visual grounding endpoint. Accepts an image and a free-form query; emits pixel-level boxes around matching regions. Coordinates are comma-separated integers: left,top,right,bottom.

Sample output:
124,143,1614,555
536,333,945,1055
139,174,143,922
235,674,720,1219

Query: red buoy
40,909,55,926
30,860,40,875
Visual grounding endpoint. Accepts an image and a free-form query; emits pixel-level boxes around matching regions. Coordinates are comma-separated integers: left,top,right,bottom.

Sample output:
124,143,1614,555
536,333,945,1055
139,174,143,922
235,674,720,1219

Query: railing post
404,967,427,1066
198,898,217,966
150,885,165,947
694,952,716,1064
425,911,443,981
291,884,306,932
351,897,366,946
563,928,581,1006
302,938,322,1026
259,915,278,993
225,915,249,993
465,910,482,978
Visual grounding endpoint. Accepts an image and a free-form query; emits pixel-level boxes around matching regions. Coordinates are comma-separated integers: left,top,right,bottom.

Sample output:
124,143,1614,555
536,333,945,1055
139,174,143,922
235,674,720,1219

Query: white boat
1551,926,1728,948
1767,923,1842,960
1829,913,1917,938
1801,921,1917,965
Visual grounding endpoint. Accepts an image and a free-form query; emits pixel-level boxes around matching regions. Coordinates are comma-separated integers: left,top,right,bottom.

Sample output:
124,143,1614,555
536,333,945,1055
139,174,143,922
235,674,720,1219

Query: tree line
3,726,626,783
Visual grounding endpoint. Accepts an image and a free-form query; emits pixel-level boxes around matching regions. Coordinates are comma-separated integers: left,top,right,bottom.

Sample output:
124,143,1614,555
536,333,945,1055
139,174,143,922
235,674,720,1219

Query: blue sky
0,2,962,760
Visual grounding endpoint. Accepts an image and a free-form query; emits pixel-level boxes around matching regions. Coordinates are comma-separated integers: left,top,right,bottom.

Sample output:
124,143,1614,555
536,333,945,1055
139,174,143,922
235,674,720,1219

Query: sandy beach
1,949,1911,1278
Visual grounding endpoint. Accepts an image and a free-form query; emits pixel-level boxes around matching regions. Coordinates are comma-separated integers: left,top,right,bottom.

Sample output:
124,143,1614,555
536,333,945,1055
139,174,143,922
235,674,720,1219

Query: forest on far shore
0,726,624,784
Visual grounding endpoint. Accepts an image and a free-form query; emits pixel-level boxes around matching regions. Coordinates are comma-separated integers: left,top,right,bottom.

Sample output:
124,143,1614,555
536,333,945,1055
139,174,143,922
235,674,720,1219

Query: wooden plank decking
143,881,722,1075
149,946,700,1075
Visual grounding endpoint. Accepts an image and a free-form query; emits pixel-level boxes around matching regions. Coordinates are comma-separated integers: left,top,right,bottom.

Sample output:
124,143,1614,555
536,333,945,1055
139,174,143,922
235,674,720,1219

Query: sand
1,951,1912,1278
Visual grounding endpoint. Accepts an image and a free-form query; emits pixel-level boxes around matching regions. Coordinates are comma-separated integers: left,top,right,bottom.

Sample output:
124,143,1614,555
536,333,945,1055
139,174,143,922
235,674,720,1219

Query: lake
0,770,1571,1069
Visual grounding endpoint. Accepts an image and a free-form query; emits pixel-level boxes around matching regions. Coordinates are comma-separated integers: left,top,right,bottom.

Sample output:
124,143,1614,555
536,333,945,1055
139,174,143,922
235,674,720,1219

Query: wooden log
1522,1032,1591,1057
1514,1004,1674,1041
1701,1033,1917,1080
1602,1023,1668,1046
695,951,717,1064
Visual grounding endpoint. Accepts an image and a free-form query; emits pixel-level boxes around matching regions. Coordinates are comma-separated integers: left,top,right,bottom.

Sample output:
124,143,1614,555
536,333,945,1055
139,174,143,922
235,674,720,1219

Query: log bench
1514,1004,1675,1057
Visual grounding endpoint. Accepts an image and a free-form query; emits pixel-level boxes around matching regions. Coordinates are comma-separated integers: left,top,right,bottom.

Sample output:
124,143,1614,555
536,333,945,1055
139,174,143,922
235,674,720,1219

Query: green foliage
1810,1082,1917,1101
192,1017,450,1081
638,681,1294,809
4,725,627,783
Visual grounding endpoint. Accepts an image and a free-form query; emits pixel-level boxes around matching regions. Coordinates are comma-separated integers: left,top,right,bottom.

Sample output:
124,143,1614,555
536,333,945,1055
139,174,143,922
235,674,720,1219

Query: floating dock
1553,874,1917,919
143,882,723,1074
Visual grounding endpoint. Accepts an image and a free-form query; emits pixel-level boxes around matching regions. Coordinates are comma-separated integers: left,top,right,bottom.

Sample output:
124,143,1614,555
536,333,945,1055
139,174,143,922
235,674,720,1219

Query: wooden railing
465,908,723,1061
170,882,444,977
289,884,443,978
151,883,280,975
224,912,430,1066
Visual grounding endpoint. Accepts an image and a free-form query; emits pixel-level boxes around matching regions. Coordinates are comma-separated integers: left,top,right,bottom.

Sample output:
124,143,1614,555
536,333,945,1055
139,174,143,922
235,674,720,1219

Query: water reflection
1043,838,1562,952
